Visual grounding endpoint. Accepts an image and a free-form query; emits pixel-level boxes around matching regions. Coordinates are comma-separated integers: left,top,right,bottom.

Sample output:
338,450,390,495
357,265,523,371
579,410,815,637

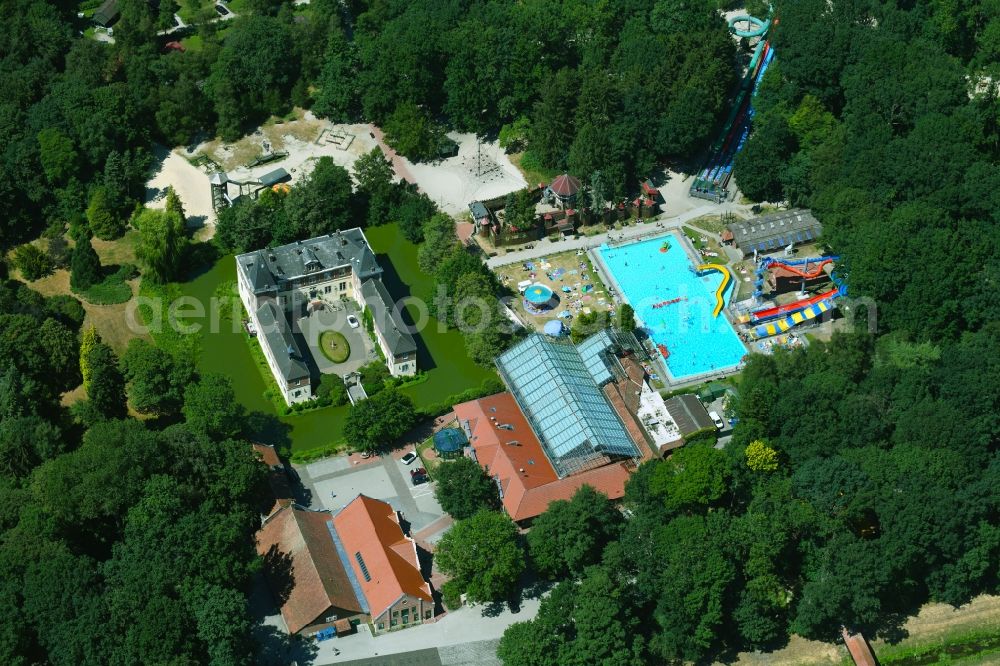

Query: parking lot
296,450,446,535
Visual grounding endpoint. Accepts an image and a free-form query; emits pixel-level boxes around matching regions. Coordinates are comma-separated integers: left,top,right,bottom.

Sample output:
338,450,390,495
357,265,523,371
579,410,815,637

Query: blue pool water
598,234,747,379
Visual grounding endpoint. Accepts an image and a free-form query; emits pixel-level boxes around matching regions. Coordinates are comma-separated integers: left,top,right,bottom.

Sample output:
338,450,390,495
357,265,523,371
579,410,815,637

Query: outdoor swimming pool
597,234,747,380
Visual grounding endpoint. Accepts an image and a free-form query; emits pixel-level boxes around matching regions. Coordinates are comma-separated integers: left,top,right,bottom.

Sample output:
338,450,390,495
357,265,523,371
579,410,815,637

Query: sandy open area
147,114,384,240
145,145,216,238
179,112,528,221
191,113,381,187
197,120,529,216
655,168,704,218
400,132,528,214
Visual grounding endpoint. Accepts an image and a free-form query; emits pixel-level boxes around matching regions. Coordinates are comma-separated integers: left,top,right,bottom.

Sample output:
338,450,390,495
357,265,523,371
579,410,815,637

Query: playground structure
523,283,558,314
317,127,355,150
752,255,839,300
209,167,291,211
690,13,774,202
745,255,848,339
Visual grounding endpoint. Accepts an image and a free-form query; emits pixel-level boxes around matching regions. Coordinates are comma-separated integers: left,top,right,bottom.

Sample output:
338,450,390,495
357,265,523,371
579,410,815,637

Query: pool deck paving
485,201,753,269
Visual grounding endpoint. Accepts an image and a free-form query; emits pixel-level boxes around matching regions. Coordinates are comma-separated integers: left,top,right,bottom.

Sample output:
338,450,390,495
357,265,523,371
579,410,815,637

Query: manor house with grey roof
237,229,417,405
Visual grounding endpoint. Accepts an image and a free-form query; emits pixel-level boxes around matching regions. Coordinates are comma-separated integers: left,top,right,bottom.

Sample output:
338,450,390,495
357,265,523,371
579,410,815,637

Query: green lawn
416,435,439,474
177,0,214,24
180,34,204,52
682,225,728,265
319,331,350,363
861,628,1000,666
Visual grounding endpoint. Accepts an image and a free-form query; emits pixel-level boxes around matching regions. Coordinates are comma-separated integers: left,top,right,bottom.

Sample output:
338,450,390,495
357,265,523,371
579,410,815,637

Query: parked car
708,410,725,430
411,473,429,486
215,4,230,16
410,467,427,477
401,451,418,465
347,314,360,329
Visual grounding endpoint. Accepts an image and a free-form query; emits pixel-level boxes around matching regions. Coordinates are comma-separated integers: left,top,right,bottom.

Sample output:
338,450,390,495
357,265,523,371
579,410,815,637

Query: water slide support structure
690,12,774,201
748,260,849,338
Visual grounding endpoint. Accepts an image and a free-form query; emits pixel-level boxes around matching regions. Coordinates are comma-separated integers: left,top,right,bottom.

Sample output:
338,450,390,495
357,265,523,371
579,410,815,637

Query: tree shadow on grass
183,242,222,282
245,411,293,453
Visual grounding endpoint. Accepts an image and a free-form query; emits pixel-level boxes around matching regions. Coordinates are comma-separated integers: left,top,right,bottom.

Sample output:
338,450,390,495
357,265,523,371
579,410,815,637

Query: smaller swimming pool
524,283,554,305
597,234,747,380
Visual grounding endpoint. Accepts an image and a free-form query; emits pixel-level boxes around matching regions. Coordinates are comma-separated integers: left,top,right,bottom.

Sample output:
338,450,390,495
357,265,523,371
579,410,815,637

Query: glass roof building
577,328,620,386
496,332,640,477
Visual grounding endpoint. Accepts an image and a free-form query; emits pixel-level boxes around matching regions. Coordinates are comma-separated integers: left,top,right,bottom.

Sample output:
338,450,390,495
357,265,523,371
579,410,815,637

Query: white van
708,410,725,430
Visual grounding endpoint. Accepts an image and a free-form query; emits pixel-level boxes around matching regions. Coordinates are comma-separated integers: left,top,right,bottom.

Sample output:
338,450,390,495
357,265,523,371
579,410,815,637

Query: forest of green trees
494,1,1000,663
1,0,742,251
0,274,283,664
1,0,999,664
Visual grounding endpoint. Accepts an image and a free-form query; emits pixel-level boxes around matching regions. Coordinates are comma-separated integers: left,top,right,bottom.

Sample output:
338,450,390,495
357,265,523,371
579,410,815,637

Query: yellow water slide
696,264,732,317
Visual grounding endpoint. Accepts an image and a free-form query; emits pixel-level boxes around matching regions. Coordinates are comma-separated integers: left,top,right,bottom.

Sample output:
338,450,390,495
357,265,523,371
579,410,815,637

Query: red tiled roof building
256,495,433,635
454,392,632,523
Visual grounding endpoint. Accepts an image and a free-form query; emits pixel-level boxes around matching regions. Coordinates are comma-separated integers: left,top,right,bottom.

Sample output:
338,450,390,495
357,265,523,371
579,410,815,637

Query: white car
708,410,726,430
401,451,418,465
347,315,360,329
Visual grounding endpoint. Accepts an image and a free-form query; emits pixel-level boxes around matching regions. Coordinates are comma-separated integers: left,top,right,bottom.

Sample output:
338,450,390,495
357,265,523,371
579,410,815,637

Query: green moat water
178,224,494,452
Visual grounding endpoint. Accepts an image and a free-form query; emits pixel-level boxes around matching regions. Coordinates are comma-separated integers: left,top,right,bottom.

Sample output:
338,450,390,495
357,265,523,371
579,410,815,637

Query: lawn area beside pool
319,331,350,363
682,226,728,265
493,248,614,333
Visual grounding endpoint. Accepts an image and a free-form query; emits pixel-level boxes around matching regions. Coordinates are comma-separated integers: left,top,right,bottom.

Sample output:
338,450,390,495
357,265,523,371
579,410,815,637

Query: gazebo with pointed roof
550,173,582,202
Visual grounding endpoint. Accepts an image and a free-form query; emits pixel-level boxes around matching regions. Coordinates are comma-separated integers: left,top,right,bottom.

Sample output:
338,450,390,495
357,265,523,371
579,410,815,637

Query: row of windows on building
378,607,433,630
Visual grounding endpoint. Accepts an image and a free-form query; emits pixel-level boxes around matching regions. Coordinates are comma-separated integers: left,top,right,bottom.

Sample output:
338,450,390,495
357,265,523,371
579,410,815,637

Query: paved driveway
310,598,539,666
485,202,755,269
298,307,374,376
